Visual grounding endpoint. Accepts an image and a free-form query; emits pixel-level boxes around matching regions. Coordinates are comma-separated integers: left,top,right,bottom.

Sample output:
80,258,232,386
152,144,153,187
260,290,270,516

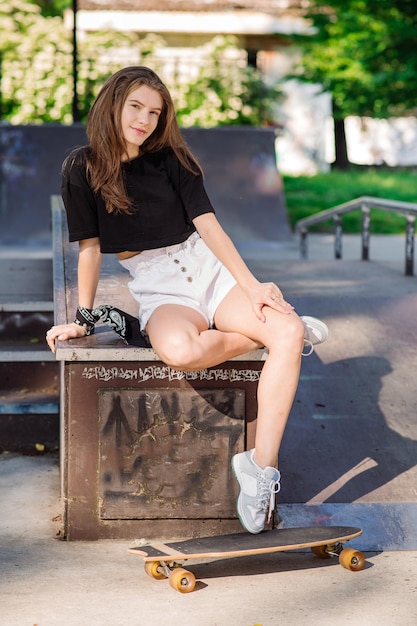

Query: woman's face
120,84,163,159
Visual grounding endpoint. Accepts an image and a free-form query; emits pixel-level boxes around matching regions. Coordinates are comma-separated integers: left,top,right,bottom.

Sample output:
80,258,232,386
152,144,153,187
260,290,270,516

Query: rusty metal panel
62,360,261,539
98,388,244,519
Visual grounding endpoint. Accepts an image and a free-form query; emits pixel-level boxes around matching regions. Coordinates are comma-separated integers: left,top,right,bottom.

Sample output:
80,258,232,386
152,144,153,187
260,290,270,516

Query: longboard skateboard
129,525,365,593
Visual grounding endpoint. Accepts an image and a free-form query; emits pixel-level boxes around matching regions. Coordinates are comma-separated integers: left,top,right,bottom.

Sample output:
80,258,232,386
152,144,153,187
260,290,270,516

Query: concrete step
0,256,52,308
0,253,58,449
0,310,55,360
0,362,59,452
0,411,59,454
0,251,54,361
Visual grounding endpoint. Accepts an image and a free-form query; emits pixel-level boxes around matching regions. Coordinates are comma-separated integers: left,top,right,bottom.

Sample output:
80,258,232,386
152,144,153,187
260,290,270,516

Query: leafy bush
173,36,281,127
0,3,279,127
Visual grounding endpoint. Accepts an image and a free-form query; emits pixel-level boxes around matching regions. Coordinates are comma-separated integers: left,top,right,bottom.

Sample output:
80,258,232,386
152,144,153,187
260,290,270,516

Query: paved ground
1,234,417,625
245,233,417,524
1,453,417,626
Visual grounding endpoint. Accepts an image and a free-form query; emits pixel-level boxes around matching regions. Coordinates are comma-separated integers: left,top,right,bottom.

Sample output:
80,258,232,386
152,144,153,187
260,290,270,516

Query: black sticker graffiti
98,388,245,519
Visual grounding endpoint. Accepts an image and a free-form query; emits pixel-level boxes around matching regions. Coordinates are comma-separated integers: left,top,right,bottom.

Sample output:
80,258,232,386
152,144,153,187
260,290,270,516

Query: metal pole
72,0,80,122
361,205,370,261
0,53,2,120
334,214,342,259
405,214,415,276
300,229,308,259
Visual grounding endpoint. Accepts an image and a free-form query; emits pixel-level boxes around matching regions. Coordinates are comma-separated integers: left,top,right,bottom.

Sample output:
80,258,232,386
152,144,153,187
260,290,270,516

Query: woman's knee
265,312,305,352
152,332,203,369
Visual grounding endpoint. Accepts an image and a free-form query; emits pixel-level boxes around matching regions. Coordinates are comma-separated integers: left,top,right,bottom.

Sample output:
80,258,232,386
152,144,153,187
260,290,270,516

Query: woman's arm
46,237,102,353
77,237,102,308
193,213,294,322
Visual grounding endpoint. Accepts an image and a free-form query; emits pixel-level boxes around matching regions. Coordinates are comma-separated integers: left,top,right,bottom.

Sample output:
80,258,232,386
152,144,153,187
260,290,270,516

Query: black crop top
61,146,215,253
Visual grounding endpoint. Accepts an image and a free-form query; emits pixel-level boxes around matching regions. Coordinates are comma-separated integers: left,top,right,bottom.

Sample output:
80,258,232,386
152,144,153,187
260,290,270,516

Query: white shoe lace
302,340,314,357
257,472,281,523
301,316,329,357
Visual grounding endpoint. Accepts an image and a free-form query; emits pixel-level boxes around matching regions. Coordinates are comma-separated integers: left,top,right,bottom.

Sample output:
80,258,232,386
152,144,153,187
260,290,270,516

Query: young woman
46,66,328,534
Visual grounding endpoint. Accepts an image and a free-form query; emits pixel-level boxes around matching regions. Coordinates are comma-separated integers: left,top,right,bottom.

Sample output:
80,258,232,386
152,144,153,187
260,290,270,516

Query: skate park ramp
0,125,84,246
184,127,293,251
0,125,292,249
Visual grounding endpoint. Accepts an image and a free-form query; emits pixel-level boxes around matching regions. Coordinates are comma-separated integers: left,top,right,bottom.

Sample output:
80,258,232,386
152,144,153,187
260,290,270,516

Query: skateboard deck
129,525,365,593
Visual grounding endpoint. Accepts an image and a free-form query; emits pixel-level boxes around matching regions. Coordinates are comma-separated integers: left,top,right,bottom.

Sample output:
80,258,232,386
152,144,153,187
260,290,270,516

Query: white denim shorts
119,232,237,331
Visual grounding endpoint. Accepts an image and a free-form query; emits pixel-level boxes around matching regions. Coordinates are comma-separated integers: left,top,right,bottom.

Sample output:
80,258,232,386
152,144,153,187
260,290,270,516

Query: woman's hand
45,322,88,354
246,282,294,323
193,215,294,323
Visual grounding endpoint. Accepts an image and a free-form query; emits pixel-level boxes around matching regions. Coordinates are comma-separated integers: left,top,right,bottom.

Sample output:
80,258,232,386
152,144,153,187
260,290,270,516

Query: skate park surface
1,124,417,624
1,232,417,626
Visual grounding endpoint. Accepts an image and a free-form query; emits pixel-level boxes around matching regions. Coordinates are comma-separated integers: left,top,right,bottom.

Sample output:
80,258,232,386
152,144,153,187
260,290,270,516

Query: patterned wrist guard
74,305,97,336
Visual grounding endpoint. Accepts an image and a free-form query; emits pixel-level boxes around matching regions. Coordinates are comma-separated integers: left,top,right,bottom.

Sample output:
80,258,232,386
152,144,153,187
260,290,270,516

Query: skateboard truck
311,542,366,571
144,560,197,593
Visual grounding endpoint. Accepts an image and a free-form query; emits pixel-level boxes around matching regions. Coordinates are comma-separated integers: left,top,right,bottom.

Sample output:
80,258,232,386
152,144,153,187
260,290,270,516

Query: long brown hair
85,66,202,214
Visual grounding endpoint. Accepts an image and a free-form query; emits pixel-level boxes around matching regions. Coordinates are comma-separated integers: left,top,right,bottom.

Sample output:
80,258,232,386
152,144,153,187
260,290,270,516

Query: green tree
0,4,280,126
174,36,282,127
292,0,417,167
0,0,68,121
0,0,143,123
29,0,71,18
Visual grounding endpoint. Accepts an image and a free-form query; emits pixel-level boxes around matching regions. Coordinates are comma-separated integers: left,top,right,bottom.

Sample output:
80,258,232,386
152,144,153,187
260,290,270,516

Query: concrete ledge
279,503,417,551
0,301,53,312
0,350,55,362
0,402,59,415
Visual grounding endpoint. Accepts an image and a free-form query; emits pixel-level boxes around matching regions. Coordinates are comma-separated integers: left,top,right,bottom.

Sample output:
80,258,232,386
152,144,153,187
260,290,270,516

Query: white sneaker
232,449,280,534
300,315,329,356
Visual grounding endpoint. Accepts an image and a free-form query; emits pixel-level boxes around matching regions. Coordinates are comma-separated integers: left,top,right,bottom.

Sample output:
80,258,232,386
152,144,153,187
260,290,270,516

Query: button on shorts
119,232,237,331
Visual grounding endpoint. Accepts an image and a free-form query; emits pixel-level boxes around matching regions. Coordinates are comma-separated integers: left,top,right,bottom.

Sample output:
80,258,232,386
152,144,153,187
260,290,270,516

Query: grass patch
283,168,417,233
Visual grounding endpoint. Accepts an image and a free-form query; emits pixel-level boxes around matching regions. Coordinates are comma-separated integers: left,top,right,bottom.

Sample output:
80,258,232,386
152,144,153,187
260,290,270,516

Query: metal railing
295,196,417,276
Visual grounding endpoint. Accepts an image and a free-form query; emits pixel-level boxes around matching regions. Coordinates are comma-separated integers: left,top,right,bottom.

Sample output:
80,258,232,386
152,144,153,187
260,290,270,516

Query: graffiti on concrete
98,388,245,519
82,364,261,383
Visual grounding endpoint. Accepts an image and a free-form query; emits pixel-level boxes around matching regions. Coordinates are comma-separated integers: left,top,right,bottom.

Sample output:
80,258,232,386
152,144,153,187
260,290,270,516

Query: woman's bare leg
214,285,304,534
147,286,304,468
146,303,262,370
214,286,304,468
146,287,304,534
